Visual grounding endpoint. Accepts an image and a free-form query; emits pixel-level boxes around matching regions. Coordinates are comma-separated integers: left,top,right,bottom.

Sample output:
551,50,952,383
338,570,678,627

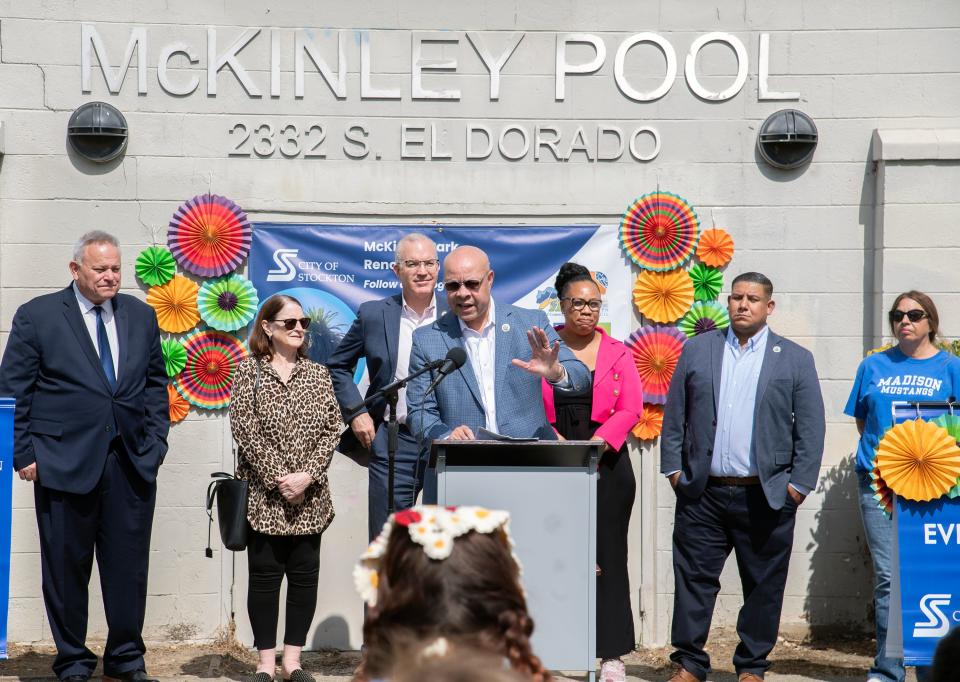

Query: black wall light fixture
757,109,818,170
67,101,128,163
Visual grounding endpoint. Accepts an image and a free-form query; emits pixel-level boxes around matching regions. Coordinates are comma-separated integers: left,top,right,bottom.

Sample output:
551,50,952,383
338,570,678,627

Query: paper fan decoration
932,414,960,498
167,383,190,424
689,263,723,301
678,301,731,338
631,404,664,441
147,275,199,333
866,344,893,357
875,419,960,502
633,270,695,324
175,329,248,410
625,325,687,405
168,193,251,277
869,460,894,517
619,191,700,271
135,245,176,287
161,338,187,377
696,228,735,268
197,274,260,332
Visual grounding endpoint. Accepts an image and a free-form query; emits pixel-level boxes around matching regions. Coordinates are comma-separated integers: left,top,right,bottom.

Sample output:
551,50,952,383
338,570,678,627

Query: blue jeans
858,473,933,682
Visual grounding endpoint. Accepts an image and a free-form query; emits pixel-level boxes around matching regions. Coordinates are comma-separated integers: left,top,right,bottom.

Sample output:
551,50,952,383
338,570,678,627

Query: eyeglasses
399,258,439,270
444,276,487,293
889,310,927,323
272,317,312,330
562,297,602,311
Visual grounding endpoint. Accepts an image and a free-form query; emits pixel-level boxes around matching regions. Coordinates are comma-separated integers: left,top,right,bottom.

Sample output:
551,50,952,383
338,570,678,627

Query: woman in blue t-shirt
845,291,960,682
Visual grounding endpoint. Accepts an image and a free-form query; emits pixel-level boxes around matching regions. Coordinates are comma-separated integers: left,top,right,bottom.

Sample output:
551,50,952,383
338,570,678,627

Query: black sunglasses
272,317,311,330
444,278,484,293
889,310,927,323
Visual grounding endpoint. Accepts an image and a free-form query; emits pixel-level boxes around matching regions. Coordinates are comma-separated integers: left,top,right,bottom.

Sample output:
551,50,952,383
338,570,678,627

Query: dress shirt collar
457,298,496,336
401,293,437,318
725,324,768,353
72,282,114,316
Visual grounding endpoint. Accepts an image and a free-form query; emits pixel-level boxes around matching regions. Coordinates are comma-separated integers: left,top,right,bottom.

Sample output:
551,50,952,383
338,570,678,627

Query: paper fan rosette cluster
174,329,249,410
625,325,686,405
875,419,960,502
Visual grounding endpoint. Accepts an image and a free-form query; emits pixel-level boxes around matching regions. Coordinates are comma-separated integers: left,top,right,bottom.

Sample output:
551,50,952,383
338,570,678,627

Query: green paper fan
161,338,187,377
932,414,960,498
197,274,260,332
689,263,723,301
135,246,176,287
677,301,730,338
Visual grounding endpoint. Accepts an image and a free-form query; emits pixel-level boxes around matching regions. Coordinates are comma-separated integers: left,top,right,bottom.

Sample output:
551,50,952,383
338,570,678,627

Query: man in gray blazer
661,272,825,682
406,245,590,443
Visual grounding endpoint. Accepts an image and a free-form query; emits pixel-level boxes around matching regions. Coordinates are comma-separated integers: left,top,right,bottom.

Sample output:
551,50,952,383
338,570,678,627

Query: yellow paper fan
147,274,200,333
632,270,695,323
876,419,960,502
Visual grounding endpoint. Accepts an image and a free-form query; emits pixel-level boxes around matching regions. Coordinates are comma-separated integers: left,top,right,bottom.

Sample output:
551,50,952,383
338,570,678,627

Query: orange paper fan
631,404,664,441
697,228,735,268
167,383,190,423
147,275,200,333
876,419,960,502
632,270,694,323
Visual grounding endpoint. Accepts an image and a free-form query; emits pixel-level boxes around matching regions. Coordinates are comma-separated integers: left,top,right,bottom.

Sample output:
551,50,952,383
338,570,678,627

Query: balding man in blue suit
406,245,589,444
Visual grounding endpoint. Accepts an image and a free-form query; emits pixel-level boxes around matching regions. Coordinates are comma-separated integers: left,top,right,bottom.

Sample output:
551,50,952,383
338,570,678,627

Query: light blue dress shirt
710,325,769,478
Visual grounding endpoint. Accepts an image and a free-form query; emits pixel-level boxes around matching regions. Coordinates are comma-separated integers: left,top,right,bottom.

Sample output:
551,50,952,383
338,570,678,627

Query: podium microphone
424,347,468,396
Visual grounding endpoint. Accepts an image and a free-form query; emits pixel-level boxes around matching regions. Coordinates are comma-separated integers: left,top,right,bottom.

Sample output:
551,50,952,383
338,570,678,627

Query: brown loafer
667,666,699,682
738,673,764,682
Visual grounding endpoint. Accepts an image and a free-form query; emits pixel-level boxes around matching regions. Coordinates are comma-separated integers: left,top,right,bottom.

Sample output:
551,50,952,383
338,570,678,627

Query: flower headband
353,504,518,607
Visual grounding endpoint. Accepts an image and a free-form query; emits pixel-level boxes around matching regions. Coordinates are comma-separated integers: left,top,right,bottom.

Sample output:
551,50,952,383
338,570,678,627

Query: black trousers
34,443,156,680
247,529,321,650
670,482,798,681
367,423,427,541
596,448,636,659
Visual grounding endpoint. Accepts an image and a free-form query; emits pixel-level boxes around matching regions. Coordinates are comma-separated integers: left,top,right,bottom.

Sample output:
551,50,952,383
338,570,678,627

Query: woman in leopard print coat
230,294,343,682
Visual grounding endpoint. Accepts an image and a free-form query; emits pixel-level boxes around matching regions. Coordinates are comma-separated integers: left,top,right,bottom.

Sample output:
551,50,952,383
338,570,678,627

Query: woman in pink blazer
540,262,643,682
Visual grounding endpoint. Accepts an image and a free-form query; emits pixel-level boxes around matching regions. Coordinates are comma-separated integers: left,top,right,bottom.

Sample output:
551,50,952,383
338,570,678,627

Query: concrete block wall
2,0,960,652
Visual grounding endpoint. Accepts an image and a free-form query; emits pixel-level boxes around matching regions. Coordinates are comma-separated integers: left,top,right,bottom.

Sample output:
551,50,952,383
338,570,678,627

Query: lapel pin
773,346,781,353
501,323,510,333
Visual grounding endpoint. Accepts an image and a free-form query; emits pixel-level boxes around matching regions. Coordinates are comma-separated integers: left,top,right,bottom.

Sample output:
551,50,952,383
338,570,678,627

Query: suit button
613,373,620,380
614,389,620,396
105,426,112,432
609,408,615,415
712,420,717,426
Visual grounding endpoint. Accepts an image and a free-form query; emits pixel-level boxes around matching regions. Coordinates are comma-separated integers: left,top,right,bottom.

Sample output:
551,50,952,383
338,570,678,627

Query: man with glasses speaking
328,233,447,541
406,245,590,447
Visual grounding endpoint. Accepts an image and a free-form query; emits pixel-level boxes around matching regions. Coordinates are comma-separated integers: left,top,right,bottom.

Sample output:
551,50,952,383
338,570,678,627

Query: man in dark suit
660,272,825,682
0,231,169,682
327,232,445,540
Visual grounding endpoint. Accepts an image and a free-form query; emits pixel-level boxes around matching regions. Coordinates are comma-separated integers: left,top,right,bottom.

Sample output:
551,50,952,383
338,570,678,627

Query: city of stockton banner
249,224,633,378
0,396,14,659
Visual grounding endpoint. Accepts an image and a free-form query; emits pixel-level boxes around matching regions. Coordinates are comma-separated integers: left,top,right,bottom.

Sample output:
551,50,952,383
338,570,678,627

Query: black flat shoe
103,671,158,682
249,673,274,682
283,669,314,682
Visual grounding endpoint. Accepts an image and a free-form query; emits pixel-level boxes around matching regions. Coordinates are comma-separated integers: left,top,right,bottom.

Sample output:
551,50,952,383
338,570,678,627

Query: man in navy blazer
328,233,446,540
0,232,169,682
406,245,590,444
660,272,825,682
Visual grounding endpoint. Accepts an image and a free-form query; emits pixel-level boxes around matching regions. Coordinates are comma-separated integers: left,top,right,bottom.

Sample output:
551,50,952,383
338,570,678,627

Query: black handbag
205,359,262,557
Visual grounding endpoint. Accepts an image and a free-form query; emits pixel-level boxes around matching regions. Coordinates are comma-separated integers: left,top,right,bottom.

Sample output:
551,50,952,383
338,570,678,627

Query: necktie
93,305,117,391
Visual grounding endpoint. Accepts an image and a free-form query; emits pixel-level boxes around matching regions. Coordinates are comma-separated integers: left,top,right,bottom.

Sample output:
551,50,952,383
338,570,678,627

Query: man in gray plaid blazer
406,245,590,444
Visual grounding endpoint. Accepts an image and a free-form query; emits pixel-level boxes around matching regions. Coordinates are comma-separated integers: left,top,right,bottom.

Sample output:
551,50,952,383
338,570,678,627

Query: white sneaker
600,658,626,682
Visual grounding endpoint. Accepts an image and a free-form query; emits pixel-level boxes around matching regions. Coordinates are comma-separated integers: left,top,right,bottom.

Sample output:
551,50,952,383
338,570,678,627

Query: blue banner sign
0,396,14,659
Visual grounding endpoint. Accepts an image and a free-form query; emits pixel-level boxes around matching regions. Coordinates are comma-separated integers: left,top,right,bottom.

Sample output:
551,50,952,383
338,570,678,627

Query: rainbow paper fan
135,246,176,287
619,191,700,271
876,419,960,502
689,263,723,301
167,383,190,424
869,459,894,518
197,274,259,332
696,228,735,268
147,275,199,333
174,329,248,410
625,325,687,405
631,404,664,441
632,270,695,324
678,301,730,339
161,338,187,377
168,193,251,277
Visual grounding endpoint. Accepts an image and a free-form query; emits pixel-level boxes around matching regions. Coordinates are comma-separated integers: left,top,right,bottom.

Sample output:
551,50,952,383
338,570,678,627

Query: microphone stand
345,359,443,517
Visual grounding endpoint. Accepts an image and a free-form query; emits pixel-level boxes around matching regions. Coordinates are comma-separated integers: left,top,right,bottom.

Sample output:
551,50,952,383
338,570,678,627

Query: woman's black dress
553,373,637,658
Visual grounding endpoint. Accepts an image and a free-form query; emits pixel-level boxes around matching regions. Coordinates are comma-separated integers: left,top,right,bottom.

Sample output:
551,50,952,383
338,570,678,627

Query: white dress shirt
73,282,120,378
392,294,437,423
459,300,499,432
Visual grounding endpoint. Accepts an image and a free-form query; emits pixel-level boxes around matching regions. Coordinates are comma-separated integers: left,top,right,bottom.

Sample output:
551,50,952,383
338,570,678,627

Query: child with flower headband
352,505,551,682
